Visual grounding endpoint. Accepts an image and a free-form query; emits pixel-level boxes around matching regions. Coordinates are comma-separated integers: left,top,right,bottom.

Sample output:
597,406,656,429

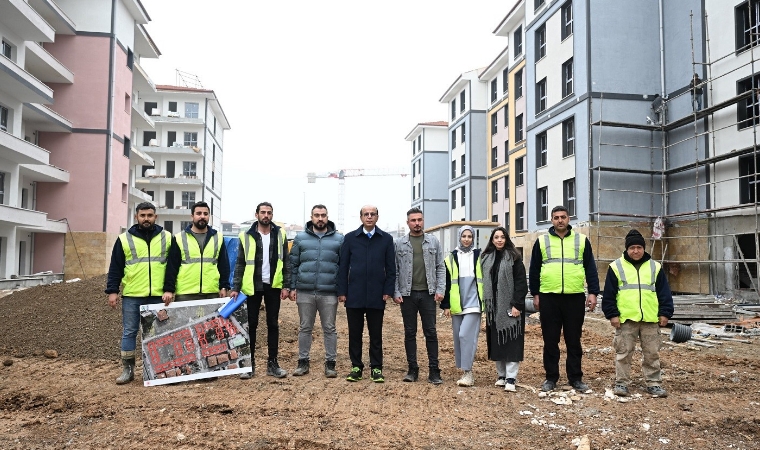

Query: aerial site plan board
140,298,252,386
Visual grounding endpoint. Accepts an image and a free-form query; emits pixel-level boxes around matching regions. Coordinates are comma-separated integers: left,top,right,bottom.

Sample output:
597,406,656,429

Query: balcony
135,175,203,186
134,23,160,59
0,204,67,233
0,0,55,42
151,115,204,126
19,163,69,183
22,103,72,133
133,61,156,93
129,145,153,167
131,102,155,130
140,144,203,156
0,130,50,165
24,42,74,84
0,56,54,104
156,207,192,216
129,186,152,203
28,0,76,35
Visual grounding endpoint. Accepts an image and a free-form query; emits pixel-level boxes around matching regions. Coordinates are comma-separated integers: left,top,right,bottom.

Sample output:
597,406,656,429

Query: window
180,220,192,229
164,221,173,233
502,68,509,93
1,40,11,59
126,48,134,70
123,137,130,157
492,111,498,134
536,132,547,167
505,175,510,200
516,202,525,230
451,129,456,149
125,93,130,112
144,101,158,116
461,155,466,174
536,25,546,60
562,118,575,157
168,102,177,113
515,114,524,141
211,170,215,188
537,78,547,113
564,178,576,216
451,160,457,179
537,187,548,222
412,186,416,199
562,1,574,40
451,190,457,209
451,99,456,120
504,140,509,161
492,180,499,203
461,123,466,143
417,182,420,198
0,172,5,203
492,214,498,223
418,135,422,151
185,102,199,119
460,90,466,112
562,58,574,97
412,141,416,155
0,105,8,132
516,156,525,186
167,131,177,147
181,191,196,208
738,74,760,129
514,26,523,58
212,144,216,161
535,0,545,10
505,212,510,229
739,153,760,204
514,69,523,98
736,0,760,51
491,79,498,102
214,116,217,134
461,186,466,206
182,161,197,177
492,147,498,169
183,132,197,147
504,105,509,127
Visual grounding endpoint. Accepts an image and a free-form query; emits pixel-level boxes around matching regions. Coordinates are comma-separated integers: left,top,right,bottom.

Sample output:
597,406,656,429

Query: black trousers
400,290,439,369
346,307,384,370
246,284,281,361
538,292,586,383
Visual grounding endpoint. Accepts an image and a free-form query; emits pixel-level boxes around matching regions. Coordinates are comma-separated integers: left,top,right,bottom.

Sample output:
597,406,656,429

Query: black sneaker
428,368,443,385
324,361,337,378
266,359,287,378
292,359,310,376
402,367,419,382
346,366,363,382
370,368,384,383
570,380,590,392
541,380,556,392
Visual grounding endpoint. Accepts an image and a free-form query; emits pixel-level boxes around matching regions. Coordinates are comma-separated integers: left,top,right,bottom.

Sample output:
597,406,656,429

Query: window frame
561,1,574,40
461,186,466,207
1,40,11,59
516,156,525,186
183,132,198,147
0,104,8,132
491,111,498,135
736,0,760,52
535,0,545,10
562,58,574,98
491,146,498,169
536,25,547,60
502,68,509,93
451,189,457,209
182,161,197,177
514,26,523,58
537,78,547,113
564,178,577,216
461,123,466,143
536,132,547,167
537,186,549,222
739,153,760,204
451,160,457,179
491,78,498,103
491,180,499,203
181,191,196,209
185,102,199,119
562,117,575,157
514,69,523,99
515,114,524,142
461,154,466,175
460,90,466,113
737,73,760,129
516,202,525,231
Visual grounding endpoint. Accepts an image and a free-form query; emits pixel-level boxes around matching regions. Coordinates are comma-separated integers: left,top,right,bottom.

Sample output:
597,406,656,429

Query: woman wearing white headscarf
442,226,482,387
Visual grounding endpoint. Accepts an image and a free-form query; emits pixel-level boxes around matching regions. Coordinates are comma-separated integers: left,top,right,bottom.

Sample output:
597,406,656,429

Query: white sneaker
494,376,506,386
456,370,474,387
504,382,516,392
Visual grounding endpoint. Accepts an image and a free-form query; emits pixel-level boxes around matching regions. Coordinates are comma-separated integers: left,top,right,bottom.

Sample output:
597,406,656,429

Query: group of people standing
107,201,674,398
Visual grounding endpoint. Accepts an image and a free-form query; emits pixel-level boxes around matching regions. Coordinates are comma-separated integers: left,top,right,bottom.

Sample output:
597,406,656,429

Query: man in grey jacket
289,204,344,378
393,207,446,384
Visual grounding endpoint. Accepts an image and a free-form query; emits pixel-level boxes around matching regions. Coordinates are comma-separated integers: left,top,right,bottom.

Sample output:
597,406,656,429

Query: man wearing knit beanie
601,229,674,398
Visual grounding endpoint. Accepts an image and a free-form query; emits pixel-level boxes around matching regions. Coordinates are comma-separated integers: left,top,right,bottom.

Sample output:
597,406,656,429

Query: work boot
293,359,310,376
456,370,474,387
115,355,135,385
428,368,443,385
324,361,337,378
266,359,287,378
402,366,419,382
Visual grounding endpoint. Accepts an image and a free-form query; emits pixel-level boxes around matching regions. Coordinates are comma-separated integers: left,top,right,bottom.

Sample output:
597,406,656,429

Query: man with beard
230,202,290,379
106,202,172,384
337,205,396,383
163,201,230,303
393,207,446,384
288,204,344,378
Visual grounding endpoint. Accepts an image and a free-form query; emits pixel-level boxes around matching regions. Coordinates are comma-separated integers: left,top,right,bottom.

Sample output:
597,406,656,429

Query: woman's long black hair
482,226,521,261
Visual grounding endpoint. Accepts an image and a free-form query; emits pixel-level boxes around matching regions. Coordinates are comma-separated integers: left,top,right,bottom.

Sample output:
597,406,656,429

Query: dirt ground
1,275,759,449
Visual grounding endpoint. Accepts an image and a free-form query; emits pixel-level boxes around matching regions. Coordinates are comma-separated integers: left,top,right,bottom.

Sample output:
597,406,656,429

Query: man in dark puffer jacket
289,204,344,377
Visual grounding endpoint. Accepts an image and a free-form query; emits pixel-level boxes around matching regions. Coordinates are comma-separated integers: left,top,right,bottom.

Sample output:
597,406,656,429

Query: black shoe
324,361,337,378
570,380,590,392
370,368,384,383
402,366,419,382
346,366,363,382
293,359,310,376
541,380,556,392
428,368,443,385
266,359,287,378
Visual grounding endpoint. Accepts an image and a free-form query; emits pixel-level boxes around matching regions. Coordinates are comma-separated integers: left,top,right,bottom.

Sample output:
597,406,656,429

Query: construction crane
307,168,409,232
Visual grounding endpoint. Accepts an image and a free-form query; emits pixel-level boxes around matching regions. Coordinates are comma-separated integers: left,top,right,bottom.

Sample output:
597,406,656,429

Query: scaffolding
589,10,760,300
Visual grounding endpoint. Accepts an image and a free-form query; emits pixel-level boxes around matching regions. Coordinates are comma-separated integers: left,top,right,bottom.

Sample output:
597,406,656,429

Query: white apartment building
405,121,449,227
135,86,230,233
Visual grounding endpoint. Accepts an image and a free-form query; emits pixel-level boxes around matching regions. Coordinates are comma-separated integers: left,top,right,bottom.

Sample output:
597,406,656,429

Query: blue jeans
296,291,338,361
121,296,162,352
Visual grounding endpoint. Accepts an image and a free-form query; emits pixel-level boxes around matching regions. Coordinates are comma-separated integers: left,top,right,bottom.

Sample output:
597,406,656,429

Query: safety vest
444,253,484,314
538,230,587,294
118,230,171,297
175,230,222,295
239,228,287,295
610,256,661,323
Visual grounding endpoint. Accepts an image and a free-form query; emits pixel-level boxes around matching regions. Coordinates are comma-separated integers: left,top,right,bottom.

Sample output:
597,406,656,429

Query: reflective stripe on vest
239,228,286,294
611,257,660,323
445,253,483,314
119,230,171,297
175,231,221,295
538,230,586,294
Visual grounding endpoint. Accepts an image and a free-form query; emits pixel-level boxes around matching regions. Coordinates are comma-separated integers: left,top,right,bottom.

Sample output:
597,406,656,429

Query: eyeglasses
362,212,378,218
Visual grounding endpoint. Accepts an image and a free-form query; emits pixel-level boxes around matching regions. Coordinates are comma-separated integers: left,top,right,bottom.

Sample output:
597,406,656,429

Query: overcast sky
140,0,514,232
